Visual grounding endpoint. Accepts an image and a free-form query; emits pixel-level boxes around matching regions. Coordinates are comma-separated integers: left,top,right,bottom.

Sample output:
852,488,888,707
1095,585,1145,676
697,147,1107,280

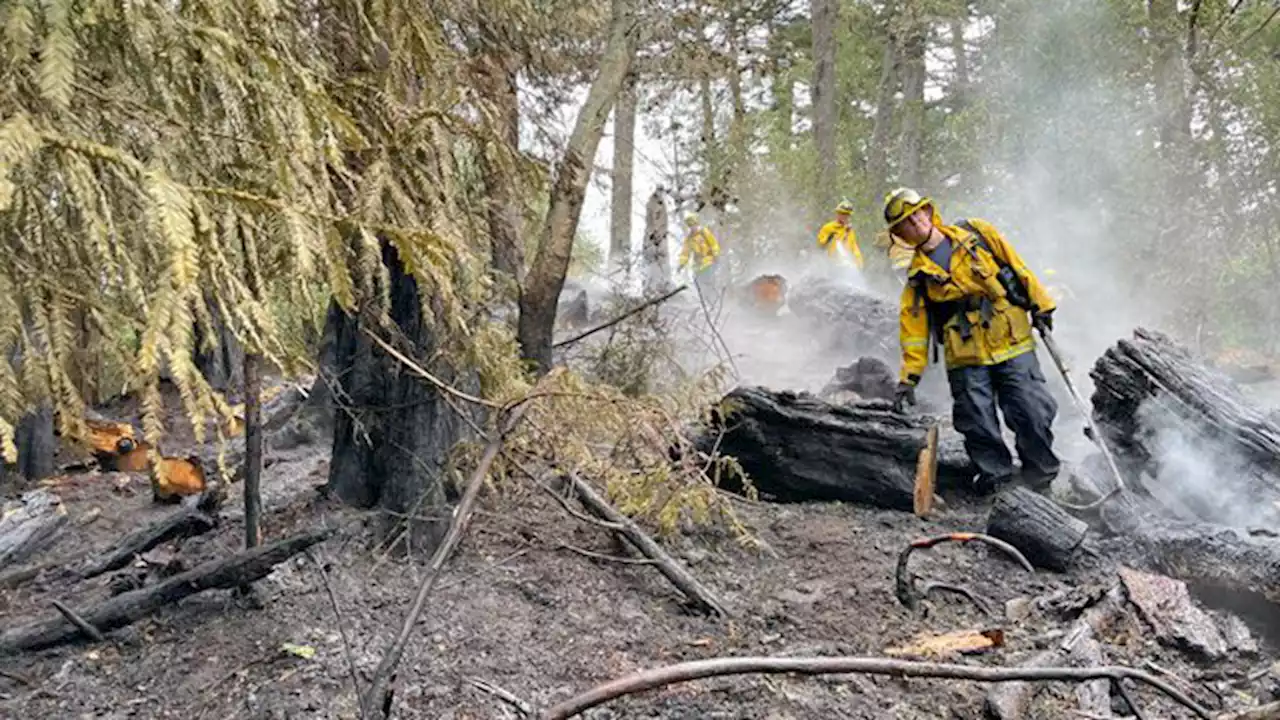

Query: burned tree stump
986,486,1087,572
1090,327,1280,528
325,238,482,553
0,404,56,486
694,386,973,509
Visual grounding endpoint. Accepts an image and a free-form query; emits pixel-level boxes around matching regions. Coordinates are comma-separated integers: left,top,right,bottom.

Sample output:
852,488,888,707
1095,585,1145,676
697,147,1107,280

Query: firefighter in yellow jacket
678,212,722,291
884,187,1060,493
816,200,864,269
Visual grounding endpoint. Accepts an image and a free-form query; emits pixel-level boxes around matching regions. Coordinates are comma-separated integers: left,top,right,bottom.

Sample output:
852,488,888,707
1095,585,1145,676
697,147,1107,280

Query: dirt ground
3,293,1278,719
2,395,1275,720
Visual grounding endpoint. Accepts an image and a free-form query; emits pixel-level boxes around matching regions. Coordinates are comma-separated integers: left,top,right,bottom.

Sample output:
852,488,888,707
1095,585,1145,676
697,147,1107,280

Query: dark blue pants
947,350,1060,486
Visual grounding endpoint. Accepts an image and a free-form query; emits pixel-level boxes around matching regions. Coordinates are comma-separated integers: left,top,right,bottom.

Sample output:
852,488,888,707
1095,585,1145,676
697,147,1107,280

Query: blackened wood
986,486,1088,572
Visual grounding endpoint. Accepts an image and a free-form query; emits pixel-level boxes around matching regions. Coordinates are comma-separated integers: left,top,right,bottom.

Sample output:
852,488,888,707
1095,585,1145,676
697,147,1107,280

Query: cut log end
986,486,1087,572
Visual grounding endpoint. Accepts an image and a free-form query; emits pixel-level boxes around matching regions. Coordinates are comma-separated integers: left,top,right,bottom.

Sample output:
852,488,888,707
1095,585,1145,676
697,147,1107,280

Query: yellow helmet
684,212,700,228
835,200,854,215
883,187,932,228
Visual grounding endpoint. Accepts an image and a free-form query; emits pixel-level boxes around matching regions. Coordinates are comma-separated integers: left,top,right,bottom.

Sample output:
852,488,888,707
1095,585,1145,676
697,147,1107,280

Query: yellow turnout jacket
898,210,1056,384
817,221,864,269
679,227,720,271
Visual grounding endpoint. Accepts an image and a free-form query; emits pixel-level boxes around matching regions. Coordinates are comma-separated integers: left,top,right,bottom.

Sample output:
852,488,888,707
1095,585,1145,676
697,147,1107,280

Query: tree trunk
1089,327,1280,529
867,5,899,194
517,0,642,374
609,71,637,281
949,14,968,107
242,352,262,548
694,386,975,509
475,38,524,291
641,186,671,296
897,1,927,188
193,293,245,393
809,0,839,203
327,238,482,553
1,403,56,487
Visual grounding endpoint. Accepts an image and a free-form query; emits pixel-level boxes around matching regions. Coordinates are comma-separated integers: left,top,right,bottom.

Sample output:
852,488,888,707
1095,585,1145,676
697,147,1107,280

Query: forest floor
3,281,1280,719
1,383,1276,720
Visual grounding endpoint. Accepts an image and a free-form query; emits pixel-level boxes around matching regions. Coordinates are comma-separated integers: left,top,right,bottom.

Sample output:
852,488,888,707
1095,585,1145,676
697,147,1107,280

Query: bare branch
538,656,1214,720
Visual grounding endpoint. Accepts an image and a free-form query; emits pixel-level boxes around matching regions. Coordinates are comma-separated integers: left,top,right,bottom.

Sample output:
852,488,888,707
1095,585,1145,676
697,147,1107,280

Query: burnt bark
695,386,974,509
985,486,1087,572
518,0,642,374
1089,327,1280,528
1,403,56,486
242,351,263,548
326,239,481,553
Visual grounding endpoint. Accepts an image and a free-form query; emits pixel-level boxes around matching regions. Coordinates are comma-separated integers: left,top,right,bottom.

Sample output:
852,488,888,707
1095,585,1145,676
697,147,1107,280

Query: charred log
786,280,950,409
986,486,1088,572
0,527,332,654
78,507,216,579
694,386,973,509
1090,327,1280,528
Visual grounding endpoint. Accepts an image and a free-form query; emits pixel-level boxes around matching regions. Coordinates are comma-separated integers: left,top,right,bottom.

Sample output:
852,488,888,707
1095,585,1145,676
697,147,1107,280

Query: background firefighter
678,211,723,295
884,187,1060,494
816,200,864,269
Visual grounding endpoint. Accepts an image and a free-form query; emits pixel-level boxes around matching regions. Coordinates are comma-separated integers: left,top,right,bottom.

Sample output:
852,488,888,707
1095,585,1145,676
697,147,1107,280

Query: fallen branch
306,549,363,705
78,507,216,579
1113,678,1149,720
919,582,992,617
537,655,1212,720
553,284,688,349
895,532,1034,611
51,600,104,643
469,677,534,717
0,490,68,572
555,472,729,617
359,374,550,719
0,527,333,654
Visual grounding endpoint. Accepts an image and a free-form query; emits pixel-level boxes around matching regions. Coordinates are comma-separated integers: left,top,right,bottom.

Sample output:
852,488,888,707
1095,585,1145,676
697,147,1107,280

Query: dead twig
306,549,364,703
469,677,534,717
359,373,552,719
1113,677,1149,720
553,284,688,349
363,328,502,409
555,472,730,617
895,532,1034,610
557,542,656,566
538,656,1213,720
50,600,104,643
920,582,993,617
0,668,33,685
